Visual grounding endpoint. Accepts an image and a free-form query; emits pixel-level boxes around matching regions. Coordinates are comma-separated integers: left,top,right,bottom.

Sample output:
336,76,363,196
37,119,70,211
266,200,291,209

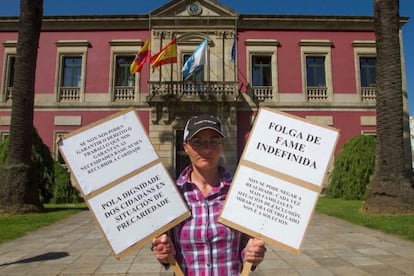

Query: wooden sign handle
168,254,184,276
241,261,253,276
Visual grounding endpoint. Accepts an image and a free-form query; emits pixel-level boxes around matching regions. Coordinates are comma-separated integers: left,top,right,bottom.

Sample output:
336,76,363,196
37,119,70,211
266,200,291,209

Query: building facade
0,0,409,178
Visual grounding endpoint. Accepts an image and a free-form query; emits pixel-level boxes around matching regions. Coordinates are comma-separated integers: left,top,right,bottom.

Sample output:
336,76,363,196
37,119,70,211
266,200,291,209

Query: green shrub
0,130,54,203
0,136,7,164
0,129,83,204
51,161,83,204
326,134,376,200
32,128,55,203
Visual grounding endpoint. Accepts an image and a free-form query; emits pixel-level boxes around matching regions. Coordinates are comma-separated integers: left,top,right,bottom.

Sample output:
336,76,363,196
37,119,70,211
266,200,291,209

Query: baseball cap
183,114,224,141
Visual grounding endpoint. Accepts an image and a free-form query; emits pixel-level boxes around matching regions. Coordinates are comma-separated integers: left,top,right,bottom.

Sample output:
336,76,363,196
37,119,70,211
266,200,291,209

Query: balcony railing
59,87,80,102
148,81,238,101
113,86,135,101
361,86,376,103
249,86,274,101
307,86,328,102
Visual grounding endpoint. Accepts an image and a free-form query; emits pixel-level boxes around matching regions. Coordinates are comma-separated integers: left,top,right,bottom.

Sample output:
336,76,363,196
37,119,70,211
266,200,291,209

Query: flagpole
221,32,225,82
159,33,163,82
172,12,176,86
148,13,152,93
207,12,210,92
234,18,237,83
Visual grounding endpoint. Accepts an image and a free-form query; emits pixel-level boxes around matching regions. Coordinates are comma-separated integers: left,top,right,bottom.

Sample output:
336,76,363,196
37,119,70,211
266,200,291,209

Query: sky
2,0,414,114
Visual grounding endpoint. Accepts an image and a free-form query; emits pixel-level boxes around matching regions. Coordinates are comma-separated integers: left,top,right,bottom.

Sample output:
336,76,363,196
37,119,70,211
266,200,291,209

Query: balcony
307,86,328,102
361,86,376,103
148,81,239,103
248,86,274,101
59,87,80,102
113,86,135,101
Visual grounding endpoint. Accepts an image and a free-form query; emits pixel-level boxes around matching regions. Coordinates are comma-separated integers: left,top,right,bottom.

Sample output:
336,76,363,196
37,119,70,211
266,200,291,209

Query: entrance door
175,129,190,179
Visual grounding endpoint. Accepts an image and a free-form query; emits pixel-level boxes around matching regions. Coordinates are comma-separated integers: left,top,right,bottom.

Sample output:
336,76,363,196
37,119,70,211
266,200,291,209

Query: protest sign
219,108,340,257
58,109,190,260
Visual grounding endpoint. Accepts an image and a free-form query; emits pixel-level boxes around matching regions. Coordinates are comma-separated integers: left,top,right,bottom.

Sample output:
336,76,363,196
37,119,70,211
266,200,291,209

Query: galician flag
182,39,208,80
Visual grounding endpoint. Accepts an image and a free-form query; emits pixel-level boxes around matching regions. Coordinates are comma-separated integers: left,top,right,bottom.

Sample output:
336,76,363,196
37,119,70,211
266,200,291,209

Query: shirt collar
176,165,232,187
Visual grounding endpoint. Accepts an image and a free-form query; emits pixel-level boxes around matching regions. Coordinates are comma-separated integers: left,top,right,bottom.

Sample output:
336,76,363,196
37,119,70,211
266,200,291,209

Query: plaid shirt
171,165,247,276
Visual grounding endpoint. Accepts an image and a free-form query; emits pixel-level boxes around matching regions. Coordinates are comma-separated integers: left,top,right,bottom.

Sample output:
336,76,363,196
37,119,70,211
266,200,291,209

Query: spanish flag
130,39,150,74
150,38,177,70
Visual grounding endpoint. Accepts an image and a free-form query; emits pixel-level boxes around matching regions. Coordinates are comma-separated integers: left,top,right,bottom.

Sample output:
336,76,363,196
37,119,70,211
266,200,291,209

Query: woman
152,114,266,275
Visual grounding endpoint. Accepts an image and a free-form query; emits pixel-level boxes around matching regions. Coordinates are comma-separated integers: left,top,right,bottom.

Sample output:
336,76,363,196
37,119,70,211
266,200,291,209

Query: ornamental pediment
150,0,238,18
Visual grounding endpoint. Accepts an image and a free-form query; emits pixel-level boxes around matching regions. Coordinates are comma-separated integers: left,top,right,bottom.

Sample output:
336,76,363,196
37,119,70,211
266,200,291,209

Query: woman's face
183,129,223,170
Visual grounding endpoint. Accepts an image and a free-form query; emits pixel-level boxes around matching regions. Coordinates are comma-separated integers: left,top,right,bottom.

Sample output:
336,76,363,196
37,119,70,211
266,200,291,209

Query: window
300,40,333,102
252,55,271,86
360,57,376,87
109,39,143,102
55,40,89,102
353,40,376,103
61,56,82,87
5,55,15,101
306,56,326,87
245,39,279,101
2,40,17,102
115,55,135,87
54,132,68,164
0,132,10,143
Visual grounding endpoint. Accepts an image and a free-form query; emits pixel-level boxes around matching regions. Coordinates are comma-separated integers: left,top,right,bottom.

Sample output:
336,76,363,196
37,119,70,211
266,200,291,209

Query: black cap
183,114,224,141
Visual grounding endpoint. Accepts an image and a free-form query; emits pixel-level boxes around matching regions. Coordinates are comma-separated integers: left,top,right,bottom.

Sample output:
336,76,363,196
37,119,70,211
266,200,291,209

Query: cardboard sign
58,109,158,196
219,108,340,254
58,109,190,258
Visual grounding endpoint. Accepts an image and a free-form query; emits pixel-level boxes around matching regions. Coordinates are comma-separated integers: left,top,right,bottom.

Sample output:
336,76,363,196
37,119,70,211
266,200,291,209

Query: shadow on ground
0,252,69,266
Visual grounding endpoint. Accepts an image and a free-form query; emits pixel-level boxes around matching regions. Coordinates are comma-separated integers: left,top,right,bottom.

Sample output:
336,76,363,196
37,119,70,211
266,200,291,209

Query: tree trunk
363,0,414,214
0,0,43,214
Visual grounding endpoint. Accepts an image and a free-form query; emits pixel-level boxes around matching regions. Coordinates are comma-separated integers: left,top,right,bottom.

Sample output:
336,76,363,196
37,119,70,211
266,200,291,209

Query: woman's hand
151,234,176,264
244,238,266,266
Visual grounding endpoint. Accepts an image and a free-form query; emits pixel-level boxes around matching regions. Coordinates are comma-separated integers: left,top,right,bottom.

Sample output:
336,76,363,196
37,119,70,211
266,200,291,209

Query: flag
230,39,236,62
182,39,208,80
130,39,150,74
150,38,177,70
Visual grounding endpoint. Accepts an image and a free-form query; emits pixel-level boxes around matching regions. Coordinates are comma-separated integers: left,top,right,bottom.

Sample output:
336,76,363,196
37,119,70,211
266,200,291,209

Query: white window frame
300,40,333,102
109,40,143,102
54,131,69,164
245,39,279,101
353,40,376,103
1,41,17,102
55,40,89,102
0,132,10,143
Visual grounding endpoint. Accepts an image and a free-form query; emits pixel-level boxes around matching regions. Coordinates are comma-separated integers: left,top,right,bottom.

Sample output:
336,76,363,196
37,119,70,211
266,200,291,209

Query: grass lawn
316,197,414,242
1,198,414,244
0,203,87,244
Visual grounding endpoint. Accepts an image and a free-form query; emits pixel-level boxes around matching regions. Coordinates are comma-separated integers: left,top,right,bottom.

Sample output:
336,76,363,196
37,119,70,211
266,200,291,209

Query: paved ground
0,211,414,275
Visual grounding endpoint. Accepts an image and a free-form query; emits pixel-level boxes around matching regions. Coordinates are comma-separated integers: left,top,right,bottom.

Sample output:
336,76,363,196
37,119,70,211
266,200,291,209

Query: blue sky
2,0,414,114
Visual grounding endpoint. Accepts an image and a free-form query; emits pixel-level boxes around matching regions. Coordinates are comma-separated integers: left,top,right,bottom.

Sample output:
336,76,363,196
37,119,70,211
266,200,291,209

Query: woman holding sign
152,114,266,275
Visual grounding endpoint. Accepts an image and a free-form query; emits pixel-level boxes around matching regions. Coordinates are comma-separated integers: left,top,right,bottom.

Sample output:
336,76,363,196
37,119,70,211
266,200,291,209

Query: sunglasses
187,137,223,149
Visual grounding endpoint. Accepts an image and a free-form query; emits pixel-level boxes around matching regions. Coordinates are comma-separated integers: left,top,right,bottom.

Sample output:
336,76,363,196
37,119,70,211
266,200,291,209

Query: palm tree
364,0,414,214
0,0,43,213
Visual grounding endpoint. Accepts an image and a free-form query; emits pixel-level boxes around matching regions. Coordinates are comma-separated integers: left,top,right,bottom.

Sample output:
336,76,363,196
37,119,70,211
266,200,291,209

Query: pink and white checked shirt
171,165,247,276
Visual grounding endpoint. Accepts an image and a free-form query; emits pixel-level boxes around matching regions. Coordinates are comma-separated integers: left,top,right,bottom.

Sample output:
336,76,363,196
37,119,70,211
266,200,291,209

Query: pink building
0,0,409,177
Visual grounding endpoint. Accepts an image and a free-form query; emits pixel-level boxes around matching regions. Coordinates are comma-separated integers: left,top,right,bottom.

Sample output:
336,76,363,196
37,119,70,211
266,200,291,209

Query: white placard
59,110,158,195
58,109,190,259
219,108,340,254
220,166,318,250
88,163,188,255
244,108,338,187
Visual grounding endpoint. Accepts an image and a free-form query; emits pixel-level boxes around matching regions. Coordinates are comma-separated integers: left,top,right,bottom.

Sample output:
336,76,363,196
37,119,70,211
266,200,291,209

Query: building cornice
0,14,408,32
